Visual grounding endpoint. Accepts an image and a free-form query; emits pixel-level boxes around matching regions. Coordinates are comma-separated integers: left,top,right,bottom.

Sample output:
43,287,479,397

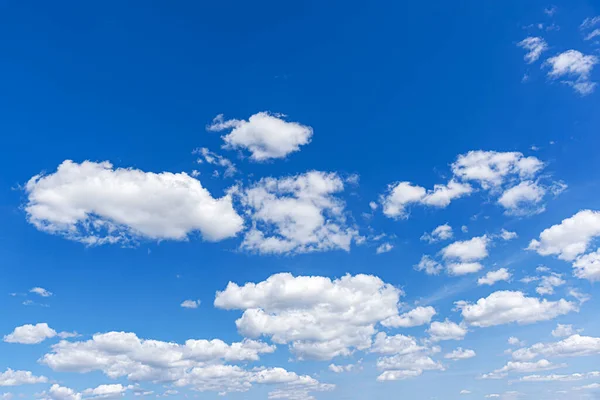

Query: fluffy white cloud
3,323,57,344
180,300,200,309
207,112,313,161
460,390,471,395
478,268,512,286
451,151,543,189
82,384,131,399
536,273,565,295
442,235,489,262
240,171,360,254
518,37,548,63
482,360,564,379
46,384,82,400
415,255,443,275
552,324,580,338
456,291,577,327
381,306,436,328
427,320,467,342
24,160,243,245
519,371,600,382
508,337,525,347
328,363,356,373
512,334,600,361
545,50,599,95
0,369,48,386
421,224,453,243
573,248,600,281
214,273,403,360
446,262,483,276
193,147,236,177
528,210,600,261
40,331,329,397
29,287,52,297
444,348,476,360
382,181,472,219
498,181,546,215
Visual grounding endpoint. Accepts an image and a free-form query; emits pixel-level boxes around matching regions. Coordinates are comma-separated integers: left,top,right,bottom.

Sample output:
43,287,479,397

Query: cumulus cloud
381,306,436,328
478,268,512,286
239,171,360,254
381,181,472,219
0,369,48,386
328,363,356,373
444,348,476,360
518,37,548,63
498,181,546,215
415,255,443,275
376,243,394,254
193,147,236,178
511,334,600,361
207,112,313,161
528,210,600,261
451,151,543,189
545,50,599,95
536,273,565,295
552,324,581,338
421,224,453,243
427,320,468,342
519,371,600,382
456,291,577,327
442,235,489,263
24,160,243,245
500,229,518,241
214,273,403,360
573,248,600,281
446,262,483,276
3,323,57,344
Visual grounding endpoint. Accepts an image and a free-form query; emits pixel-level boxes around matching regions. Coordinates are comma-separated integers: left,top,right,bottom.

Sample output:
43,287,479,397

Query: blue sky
2,1,600,399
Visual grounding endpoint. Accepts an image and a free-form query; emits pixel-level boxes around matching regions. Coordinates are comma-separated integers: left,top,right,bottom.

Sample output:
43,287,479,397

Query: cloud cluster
215,273,403,360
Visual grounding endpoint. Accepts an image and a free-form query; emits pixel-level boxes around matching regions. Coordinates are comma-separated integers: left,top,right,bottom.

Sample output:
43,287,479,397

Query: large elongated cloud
214,273,403,360
24,160,243,245
240,171,360,254
455,291,577,327
207,112,313,161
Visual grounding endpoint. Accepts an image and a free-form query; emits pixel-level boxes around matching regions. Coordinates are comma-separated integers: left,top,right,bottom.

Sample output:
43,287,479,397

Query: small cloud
180,299,200,309
29,287,52,297
376,243,394,254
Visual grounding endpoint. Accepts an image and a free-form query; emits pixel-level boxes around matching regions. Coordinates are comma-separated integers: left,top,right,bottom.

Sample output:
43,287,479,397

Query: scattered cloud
3,323,57,344
518,37,548,63
421,224,454,243
180,300,200,309
428,320,468,342
545,50,599,95
381,306,436,328
0,369,48,386
29,287,52,297
478,268,512,286
444,348,476,360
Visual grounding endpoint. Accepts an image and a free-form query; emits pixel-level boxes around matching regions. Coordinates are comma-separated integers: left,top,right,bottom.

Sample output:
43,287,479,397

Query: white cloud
0,369,48,386
545,50,599,95
508,337,525,347
328,363,356,373
451,151,544,189
536,273,565,295
528,210,600,261
374,334,443,381
482,360,564,379
518,37,548,63
82,383,131,399
427,320,467,342
446,262,483,276
40,331,329,397
519,371,600,382
460,390,471,394
500,229,518,241
442,235,489,262
24,160,243,245
478,268,512,286
381,306,436,328
46,384,82,400
29,287,52,297
240,171,360,254
512,334,600,361
456,291,577,327
585,28,600,41
381,181,471,219
444,348,476,360
207,112,313,161
498,181,546,215
552,324,581,338
415,255,443,275
376,243,393,254
421,224,453,243
3,323,57,344
573,248,600,281
180,300,200,309
214,273,403,360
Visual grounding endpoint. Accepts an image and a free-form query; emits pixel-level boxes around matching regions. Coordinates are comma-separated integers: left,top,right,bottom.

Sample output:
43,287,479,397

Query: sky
1,1,600,399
